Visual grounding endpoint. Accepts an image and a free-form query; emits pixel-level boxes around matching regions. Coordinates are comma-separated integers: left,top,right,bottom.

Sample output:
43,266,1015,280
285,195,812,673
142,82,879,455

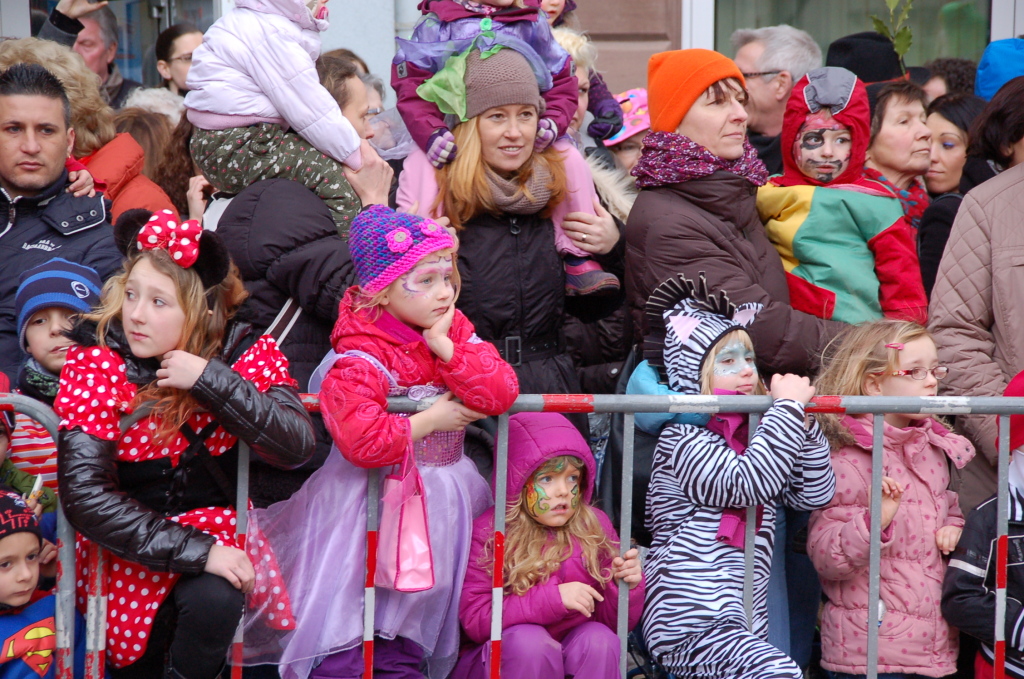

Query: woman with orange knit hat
624,49,843,376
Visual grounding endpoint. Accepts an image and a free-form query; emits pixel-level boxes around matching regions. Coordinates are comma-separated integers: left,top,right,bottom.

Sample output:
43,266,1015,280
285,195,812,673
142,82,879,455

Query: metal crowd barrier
5,391,1024,679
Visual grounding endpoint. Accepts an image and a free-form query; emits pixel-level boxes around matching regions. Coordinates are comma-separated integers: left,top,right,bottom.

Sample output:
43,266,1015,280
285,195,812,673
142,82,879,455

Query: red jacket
320,287,519,468
82,133,178,222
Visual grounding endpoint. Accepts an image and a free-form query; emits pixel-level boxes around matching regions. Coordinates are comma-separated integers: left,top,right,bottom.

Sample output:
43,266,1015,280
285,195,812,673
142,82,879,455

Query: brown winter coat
624,170,843,375
928,161,1024,515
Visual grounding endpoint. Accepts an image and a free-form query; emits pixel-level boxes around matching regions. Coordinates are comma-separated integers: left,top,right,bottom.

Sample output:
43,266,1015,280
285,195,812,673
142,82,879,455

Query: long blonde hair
432,117,569,229
87,249,248,442
814,320,935,446
486,455,616,596
0,38,116,157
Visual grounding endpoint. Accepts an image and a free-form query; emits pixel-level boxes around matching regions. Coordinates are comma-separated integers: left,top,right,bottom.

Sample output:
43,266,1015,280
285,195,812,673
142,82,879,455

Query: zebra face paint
793,111,852,184
526,462,582,528
711,340,758,394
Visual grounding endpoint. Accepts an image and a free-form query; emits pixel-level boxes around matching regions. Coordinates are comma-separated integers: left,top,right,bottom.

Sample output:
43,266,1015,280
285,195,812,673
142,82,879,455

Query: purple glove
587,110,624,141
427,128,458,169
534,117,558,151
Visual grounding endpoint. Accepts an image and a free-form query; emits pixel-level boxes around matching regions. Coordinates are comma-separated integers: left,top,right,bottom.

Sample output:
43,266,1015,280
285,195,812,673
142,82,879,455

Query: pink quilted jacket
808,415,974,677
928,161,1024,514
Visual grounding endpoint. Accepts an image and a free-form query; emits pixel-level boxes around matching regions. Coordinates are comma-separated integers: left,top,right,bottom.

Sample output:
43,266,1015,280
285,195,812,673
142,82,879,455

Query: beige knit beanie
464,49,544,120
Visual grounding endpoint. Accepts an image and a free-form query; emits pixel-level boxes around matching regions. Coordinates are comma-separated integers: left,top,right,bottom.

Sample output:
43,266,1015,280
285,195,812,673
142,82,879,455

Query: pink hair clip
885,343,904,351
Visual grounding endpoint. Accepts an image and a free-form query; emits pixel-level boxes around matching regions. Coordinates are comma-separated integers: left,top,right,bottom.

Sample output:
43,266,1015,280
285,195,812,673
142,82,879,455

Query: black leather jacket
58,319,315,574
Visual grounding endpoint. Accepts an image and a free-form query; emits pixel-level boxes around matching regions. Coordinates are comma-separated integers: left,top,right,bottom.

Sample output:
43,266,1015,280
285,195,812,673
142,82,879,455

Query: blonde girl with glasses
808,319,975,679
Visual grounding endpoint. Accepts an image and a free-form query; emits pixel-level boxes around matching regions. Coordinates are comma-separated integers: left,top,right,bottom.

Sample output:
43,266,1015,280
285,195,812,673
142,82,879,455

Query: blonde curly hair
0,38,116,157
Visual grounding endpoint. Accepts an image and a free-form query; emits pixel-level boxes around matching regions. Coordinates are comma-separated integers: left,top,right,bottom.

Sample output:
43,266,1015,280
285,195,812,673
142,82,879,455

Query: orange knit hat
647,49,746,133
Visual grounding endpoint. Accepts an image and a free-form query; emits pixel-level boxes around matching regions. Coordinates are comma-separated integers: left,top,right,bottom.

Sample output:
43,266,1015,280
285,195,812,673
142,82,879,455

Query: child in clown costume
756,66,928,325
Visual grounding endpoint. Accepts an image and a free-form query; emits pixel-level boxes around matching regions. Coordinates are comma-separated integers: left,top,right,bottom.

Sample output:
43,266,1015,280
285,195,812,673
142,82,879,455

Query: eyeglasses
875,367,950,380
168,53,193,63
366,107,383,117
742,70,781,79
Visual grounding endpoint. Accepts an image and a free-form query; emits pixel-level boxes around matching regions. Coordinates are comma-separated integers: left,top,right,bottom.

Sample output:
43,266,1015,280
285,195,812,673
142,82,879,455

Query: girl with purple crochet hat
240,205,519,679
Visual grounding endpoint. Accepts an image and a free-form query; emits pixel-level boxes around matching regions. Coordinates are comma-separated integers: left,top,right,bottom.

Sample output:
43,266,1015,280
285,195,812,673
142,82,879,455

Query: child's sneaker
564,255,620,297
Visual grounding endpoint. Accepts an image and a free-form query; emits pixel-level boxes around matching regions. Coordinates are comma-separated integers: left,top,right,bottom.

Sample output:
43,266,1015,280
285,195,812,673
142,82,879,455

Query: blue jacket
625,359,709,435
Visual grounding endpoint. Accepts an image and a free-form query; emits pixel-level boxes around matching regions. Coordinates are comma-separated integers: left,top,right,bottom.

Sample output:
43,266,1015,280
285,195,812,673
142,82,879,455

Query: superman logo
2,616,55,677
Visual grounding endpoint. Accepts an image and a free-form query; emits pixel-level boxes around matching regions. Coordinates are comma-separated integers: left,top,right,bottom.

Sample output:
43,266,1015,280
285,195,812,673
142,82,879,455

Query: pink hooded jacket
808,414,975,677
458,412,644,646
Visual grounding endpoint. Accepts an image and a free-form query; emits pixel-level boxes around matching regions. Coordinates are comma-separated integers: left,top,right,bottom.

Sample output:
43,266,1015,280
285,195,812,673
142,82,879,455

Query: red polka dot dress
57,337,296,668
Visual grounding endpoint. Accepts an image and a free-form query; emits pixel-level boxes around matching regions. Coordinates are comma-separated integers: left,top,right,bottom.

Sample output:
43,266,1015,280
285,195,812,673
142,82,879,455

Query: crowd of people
2,0,1024,677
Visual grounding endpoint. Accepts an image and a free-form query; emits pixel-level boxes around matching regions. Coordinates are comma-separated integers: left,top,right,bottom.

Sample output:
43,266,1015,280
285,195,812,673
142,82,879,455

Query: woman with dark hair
917,93,986,296
864,80,933,229
155,23,202,96
967,75,1024,178
928,76,1024,516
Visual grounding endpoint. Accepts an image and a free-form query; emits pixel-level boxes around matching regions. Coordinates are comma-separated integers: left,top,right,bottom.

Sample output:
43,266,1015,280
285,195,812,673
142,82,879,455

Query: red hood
417,0,541,22
775,67,870,188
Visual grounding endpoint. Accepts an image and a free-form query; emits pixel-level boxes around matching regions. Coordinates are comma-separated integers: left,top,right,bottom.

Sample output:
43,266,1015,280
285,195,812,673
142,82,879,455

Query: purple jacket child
392,0,577,161
452,412,645,679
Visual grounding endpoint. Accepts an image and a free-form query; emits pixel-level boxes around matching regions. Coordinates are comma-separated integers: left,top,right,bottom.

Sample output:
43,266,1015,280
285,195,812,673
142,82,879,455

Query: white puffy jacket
184,0,362,169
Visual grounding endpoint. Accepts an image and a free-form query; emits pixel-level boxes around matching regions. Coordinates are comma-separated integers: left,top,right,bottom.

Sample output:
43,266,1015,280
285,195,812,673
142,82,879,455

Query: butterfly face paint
382,253,456,330
525,458,583,528
793,111,852,184
711,340,759,394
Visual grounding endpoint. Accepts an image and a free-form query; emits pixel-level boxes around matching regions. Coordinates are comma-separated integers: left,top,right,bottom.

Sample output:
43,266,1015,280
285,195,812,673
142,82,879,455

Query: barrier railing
6,391,1024,679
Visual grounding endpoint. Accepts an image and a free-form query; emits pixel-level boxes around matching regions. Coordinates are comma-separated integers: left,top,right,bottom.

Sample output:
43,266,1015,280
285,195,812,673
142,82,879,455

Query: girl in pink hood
452,412,644,678
809,319,974,679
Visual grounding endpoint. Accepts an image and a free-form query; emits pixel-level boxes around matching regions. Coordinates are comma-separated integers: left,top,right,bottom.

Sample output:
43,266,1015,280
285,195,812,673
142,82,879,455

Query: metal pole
365,468,379,677
84,542,107,679
996,415,1011,679
230,442,250,679
618,413,635,679
490,414,510,679
866,414,884,679
743,413,760,630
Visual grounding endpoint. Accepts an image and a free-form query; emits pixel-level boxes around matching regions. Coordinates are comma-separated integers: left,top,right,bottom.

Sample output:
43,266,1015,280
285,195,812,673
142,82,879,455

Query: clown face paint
793,111,852,183
526,461,582,528
381,253,456,330
711,340,759,394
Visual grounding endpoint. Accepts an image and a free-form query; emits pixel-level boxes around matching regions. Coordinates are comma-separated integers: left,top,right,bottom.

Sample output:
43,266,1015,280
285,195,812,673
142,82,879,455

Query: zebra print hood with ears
643,273,762,395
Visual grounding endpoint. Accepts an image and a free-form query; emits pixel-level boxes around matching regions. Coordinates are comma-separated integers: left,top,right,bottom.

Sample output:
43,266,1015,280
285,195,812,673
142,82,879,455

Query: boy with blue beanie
8,259,101,494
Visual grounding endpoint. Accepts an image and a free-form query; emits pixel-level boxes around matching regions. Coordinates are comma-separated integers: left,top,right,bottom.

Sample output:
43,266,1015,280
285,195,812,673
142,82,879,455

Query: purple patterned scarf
632,131,769,189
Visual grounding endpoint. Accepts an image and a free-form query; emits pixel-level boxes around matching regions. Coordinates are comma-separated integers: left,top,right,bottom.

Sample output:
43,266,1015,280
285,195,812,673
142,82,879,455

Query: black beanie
0,488,42,545
826,32,903,84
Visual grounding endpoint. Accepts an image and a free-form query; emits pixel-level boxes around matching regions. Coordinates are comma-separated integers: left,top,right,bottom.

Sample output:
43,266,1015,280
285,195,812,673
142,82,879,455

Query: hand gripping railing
9,390,1024,679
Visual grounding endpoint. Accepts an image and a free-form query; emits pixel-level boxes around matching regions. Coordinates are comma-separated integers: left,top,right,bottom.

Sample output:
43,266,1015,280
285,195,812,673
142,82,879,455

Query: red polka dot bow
137,210,202,268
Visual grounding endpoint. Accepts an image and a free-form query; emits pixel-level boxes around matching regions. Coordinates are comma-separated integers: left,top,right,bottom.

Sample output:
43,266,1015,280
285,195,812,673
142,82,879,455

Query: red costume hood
775,66,871,188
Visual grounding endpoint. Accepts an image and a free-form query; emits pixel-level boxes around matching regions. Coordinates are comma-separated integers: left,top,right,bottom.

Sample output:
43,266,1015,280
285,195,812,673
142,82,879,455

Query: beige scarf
486,160,553,215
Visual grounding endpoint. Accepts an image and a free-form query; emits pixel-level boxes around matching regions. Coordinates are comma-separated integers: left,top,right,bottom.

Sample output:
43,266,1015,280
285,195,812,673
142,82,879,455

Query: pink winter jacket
184,0,362,169
808,415,974,677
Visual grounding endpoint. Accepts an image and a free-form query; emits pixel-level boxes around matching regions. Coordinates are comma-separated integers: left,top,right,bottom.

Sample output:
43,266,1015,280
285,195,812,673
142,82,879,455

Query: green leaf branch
871,0,913,74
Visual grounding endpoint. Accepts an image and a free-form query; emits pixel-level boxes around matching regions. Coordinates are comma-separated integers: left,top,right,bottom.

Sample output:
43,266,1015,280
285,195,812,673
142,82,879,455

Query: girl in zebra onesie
640,273,836,679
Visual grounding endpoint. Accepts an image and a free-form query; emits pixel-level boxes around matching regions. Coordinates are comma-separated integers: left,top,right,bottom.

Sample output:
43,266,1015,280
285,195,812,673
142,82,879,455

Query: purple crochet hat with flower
350,205,456,294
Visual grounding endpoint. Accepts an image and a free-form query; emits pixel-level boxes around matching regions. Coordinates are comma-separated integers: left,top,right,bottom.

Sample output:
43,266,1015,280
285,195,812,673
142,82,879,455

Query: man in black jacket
0,63,122,381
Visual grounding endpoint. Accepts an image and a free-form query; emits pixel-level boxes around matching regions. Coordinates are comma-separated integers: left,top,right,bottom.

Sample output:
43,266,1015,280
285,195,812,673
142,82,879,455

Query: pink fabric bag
375,445,435,592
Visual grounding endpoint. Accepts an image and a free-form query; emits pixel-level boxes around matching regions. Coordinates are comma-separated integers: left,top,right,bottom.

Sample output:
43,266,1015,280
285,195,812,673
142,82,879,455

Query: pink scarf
632,131,769,189
706,389,764,549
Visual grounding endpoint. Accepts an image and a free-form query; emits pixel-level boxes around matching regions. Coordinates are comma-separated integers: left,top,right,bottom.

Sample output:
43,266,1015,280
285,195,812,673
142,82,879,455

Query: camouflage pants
190,124,360,238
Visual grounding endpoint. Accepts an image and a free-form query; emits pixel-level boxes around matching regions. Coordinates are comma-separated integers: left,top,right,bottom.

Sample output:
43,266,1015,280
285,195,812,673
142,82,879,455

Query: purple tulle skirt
241,448,492,679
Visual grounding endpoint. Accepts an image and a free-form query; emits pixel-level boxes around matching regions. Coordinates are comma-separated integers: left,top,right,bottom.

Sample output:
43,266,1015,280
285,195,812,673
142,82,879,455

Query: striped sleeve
665,399,813,509
779,417,836,511
8,412,58,491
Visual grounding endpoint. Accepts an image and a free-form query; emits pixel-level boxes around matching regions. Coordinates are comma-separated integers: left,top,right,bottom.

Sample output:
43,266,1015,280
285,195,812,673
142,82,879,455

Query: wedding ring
581,233,587,242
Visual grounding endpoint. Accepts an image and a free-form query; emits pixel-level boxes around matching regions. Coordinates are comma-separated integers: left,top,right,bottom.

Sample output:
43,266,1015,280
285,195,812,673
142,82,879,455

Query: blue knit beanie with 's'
15,258,102,350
